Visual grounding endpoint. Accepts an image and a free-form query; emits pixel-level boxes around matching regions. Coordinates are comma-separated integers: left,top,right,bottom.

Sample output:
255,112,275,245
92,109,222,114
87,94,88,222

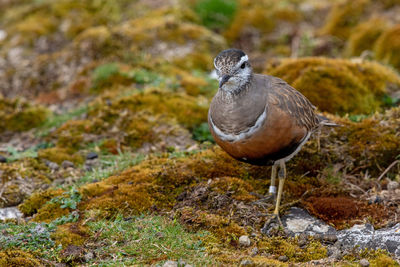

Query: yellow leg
273,160,286,216
268,165,277,195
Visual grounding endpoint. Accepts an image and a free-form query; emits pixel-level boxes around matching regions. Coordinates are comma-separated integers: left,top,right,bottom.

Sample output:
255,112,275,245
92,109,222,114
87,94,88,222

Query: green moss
346,18,388,56
194,0,237,30
374,24,400,71
320,0,369,39
265,57,400,114
0,249,41,267
51,223,87,247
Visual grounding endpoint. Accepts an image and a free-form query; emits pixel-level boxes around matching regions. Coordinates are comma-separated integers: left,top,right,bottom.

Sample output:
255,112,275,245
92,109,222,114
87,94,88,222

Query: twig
377,160,399,181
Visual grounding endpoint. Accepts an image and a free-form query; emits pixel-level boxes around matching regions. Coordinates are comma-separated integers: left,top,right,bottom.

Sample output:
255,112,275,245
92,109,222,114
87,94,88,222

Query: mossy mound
319,0,369,40
374,24,400,71
0,96,48,132
265,57,400,114
0,249,42,267
346,18,388,57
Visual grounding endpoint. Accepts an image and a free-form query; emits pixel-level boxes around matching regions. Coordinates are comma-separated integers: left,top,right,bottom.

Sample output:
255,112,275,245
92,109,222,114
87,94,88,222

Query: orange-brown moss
346,18,388,56
0,249,42,267
210,177,256,201
38,147,84,165
51,223,88,247
178,206,246,245
258,236,327,262
18,189,64,216
319,0,369,39
265,57,400,114
0,96,48,133
32,202,70,223
374,24,400,70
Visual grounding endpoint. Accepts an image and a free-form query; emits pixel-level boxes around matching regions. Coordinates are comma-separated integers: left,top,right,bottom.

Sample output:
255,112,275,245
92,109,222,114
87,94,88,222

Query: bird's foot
262,213,285,236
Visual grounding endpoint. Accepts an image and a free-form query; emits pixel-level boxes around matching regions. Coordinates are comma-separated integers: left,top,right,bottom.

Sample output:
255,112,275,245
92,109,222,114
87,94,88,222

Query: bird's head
214,48,252,93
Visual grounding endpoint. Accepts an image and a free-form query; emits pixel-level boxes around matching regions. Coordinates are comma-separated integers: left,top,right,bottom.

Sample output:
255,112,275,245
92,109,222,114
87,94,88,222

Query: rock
278,255,289,262
61,160,75,169
263,207,337,237
163,260,178,267
327,246,341,260
240,259,254,266
359,258,370,267
387,181,399,191
337,223,400,257
0,155,7,163
86,152,98,160
239,235,251,247
46,160,59,171
84,251,94,262
0,207,23,220
250,247,258,256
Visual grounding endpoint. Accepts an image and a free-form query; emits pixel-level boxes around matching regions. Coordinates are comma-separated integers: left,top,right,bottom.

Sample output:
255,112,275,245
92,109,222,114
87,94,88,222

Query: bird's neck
219,75,253,101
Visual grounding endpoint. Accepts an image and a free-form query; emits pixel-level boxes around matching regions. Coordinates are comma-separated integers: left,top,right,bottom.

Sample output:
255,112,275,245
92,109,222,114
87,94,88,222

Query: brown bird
208,49,337,226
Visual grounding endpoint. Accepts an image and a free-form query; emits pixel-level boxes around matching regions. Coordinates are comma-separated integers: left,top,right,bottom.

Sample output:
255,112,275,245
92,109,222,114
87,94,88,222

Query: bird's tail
317,114,341,127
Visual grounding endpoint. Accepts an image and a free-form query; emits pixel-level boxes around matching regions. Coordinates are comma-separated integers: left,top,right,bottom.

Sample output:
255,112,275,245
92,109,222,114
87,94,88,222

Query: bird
208,48,337,227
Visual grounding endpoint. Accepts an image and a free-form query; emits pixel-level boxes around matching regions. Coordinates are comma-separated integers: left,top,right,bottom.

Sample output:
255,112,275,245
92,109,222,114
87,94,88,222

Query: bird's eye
241,62,246,69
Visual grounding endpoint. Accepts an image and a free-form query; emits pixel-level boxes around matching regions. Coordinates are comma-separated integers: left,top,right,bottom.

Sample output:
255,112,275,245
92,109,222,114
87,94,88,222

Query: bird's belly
210,112,307,166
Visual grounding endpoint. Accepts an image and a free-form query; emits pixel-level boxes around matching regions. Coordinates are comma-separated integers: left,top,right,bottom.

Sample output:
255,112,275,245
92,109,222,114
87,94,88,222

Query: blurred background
0,1,400,265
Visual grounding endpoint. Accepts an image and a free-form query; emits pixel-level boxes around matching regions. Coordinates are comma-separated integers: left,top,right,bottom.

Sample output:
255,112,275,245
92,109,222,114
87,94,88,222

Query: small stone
0,155,7,163
46,161,59,171
240,259,254,266
359,258,370,267
86,152,98,160
250,247,258,256
239,235,251,247
84,251,94,262
163,260,178,267
387,181,399,191
61,160,75,169
278,255,289,262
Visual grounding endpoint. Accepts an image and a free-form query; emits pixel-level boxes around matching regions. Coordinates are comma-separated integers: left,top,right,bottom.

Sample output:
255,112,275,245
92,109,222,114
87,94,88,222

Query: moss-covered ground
0,0,400,266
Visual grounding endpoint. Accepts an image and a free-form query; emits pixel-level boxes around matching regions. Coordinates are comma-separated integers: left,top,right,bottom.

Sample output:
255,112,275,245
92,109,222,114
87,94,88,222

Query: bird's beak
219,75,231,88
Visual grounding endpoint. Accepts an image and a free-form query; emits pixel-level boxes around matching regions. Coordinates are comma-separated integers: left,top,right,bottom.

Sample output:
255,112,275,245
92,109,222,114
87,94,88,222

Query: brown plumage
208,48,337,226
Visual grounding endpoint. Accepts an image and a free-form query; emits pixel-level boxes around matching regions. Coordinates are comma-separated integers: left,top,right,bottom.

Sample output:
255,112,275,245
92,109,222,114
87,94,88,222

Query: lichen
265,57,400,114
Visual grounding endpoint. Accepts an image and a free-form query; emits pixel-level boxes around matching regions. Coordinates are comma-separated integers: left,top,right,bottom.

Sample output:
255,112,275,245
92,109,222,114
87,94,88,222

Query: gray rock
46,161,59,171
0,155,7,163
327,246,341,260
251,247,258,256
278,255,288,262
86,152,98,160
387,181,399,191
239,235,251,247
263,207,337,237
337,223,400,257
163,260,178,267
359,258,370,267
0,207,23,220
61,160,75,169
240,259,253,266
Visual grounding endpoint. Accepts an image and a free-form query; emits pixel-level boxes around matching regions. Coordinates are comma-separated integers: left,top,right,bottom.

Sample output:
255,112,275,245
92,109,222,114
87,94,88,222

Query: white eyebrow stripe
235,55,248,69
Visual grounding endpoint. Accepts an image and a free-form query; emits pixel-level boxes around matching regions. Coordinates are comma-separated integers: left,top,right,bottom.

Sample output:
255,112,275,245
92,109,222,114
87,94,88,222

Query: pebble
0,155,7,163
46,161,59,171
387,181,399,191
84,251,94,262
86,152,98,160
240,259,254,266
239,235,251,247
61,160,75,169
163,260,178,267
278,255,289,262
250,247,258,256
359,258,370,267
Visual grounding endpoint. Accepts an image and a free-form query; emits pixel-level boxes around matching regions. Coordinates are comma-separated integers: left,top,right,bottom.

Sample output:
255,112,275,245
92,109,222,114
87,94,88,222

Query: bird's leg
264,161,286,229
268,165,277,197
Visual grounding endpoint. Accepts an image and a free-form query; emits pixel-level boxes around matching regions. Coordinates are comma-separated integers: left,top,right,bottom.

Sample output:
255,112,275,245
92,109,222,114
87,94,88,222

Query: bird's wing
267,76,320,132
